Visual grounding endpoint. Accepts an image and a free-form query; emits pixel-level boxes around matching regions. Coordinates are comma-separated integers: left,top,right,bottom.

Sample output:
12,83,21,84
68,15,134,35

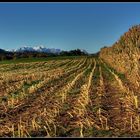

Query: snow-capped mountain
80,49,88,54
15,46,35,52
14,45,62,54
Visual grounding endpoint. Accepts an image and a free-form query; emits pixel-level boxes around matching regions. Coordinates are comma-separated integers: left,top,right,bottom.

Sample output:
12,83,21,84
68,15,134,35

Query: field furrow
0,56,139,137
0,58,89,137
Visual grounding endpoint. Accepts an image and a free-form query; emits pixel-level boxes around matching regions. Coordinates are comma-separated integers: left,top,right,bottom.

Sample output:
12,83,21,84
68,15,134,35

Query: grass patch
102,61,126,81
85,127,113,137
0,56,86,65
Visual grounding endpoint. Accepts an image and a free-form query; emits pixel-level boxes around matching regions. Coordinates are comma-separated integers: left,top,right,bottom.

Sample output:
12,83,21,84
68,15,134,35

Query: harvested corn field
0,57,140,137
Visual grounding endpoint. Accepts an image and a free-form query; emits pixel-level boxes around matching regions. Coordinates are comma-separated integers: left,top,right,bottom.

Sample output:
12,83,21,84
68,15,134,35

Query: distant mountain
14,46,34,52
13,46,88,55
14,46,62,54
80,49,88,54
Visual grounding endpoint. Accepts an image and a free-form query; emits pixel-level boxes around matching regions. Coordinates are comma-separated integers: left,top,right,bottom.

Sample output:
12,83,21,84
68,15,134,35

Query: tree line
0,49,88,61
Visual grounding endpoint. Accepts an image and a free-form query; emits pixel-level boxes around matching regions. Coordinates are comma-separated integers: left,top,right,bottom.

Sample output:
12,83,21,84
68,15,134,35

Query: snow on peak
15,45,62,54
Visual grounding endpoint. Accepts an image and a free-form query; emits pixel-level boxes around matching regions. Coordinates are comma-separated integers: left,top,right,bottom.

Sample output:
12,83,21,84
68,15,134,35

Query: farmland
0,56,140,137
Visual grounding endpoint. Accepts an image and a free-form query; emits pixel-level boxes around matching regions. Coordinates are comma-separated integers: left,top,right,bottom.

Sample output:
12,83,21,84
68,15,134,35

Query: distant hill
99,25,140,89
0,48,6,54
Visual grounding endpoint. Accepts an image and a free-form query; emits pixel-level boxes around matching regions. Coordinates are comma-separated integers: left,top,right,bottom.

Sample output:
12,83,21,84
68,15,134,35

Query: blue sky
0,2,140,53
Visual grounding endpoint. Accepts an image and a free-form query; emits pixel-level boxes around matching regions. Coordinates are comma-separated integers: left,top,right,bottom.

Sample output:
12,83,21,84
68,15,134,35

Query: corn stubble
0,55,140,137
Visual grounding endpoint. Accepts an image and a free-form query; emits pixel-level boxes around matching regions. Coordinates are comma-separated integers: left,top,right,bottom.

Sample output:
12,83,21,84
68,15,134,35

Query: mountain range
0,46,87,55
12,46,62,54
